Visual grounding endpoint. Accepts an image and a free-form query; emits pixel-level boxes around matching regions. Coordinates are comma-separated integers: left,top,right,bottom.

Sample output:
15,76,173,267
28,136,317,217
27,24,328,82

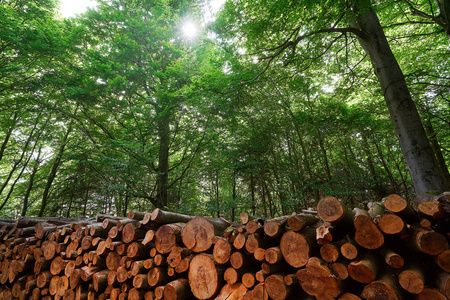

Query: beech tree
215,0,449,196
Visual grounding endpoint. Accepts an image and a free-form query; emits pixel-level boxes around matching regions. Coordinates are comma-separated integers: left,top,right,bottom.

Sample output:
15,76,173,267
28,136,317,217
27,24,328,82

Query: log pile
0,193,449,300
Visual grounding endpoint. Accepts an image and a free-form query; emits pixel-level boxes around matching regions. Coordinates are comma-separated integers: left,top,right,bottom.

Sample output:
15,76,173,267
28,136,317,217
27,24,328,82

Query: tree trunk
39,124,73,217
361,133,385,198
0,112,42,200
156,110,170,208
82,187,90,216
353,0,447,195
65,175,78,218
0,112,18,163
22,148,42,216
232,170,237,222
422,113,450,188
250,173,256,215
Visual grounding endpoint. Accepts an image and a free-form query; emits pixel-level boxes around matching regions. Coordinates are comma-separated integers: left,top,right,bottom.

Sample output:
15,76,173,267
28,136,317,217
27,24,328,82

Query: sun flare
181,21,198,40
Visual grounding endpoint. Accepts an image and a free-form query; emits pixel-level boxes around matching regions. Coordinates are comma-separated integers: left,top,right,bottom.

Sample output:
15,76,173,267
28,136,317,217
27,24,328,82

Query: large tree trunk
156,110,170,208
353,0,448,195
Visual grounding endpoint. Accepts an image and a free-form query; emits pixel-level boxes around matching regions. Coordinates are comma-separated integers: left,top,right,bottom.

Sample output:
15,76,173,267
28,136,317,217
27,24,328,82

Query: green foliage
0,0,448,218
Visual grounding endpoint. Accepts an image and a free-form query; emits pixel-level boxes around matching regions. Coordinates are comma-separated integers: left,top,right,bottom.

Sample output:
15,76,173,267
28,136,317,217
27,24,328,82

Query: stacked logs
0,192,449,300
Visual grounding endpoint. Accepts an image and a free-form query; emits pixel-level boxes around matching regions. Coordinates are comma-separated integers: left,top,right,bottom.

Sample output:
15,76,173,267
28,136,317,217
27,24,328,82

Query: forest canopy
0,0,449,220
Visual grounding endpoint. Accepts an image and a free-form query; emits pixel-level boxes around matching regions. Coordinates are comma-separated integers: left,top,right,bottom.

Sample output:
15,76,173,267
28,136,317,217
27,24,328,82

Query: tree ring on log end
317,196,344,222
188,254,220,299
280,230,310,268
182,217,214,252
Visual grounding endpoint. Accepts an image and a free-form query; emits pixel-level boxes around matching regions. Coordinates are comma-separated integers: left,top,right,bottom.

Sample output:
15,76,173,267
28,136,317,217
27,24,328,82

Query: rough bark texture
353,0,447,195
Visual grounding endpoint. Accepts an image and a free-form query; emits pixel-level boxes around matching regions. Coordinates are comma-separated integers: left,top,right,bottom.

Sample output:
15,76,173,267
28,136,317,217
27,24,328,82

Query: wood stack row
0,193,449,300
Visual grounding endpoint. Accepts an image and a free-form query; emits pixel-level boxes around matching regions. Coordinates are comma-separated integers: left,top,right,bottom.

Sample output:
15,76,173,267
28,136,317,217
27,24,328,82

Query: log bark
436,272,450,299
263,216,290,238
287,214,319,232
163,278,191,300
410,226,449,255
151,209,194,224
348,253,379,284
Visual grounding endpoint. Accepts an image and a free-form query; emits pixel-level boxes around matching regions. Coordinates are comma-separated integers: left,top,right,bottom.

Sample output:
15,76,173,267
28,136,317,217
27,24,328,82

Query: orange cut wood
418,200,444,219
411,227,448,255
167,246,192,268
436,249,450,272
224,267,244,284
188,254,221,299
265,274,291,300
320,243,339,263
353,209,384,249
163,278,191,300
340,242,358,260
287,213,319,232
384,194,408,212
155,223,184,254
213,237,232,264
398,266,425,294
296,268,342,299
348,253,378,284
252,283,269,300
264,247,283,264
214,283,247,300
181,217,215,253
417,288,447,300
330,262,349,280
377,214,405,235
280,229,315,268
306,257,333,277
361,273,402,300
339,293,361,300
147,267,169,287
317,196,352,225
379,247,404,269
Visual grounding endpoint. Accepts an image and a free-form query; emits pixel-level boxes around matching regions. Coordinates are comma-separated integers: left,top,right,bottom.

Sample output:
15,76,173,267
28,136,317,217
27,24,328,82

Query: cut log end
280,230,311,268
317,196,345,223
188,254,221,299
384,194,408,213
181,217,215,253
265,274,290,300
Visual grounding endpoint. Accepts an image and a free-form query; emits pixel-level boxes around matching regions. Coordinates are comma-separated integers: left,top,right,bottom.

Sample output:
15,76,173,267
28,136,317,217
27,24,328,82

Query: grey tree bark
156,108,170,208
353,0,448,194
